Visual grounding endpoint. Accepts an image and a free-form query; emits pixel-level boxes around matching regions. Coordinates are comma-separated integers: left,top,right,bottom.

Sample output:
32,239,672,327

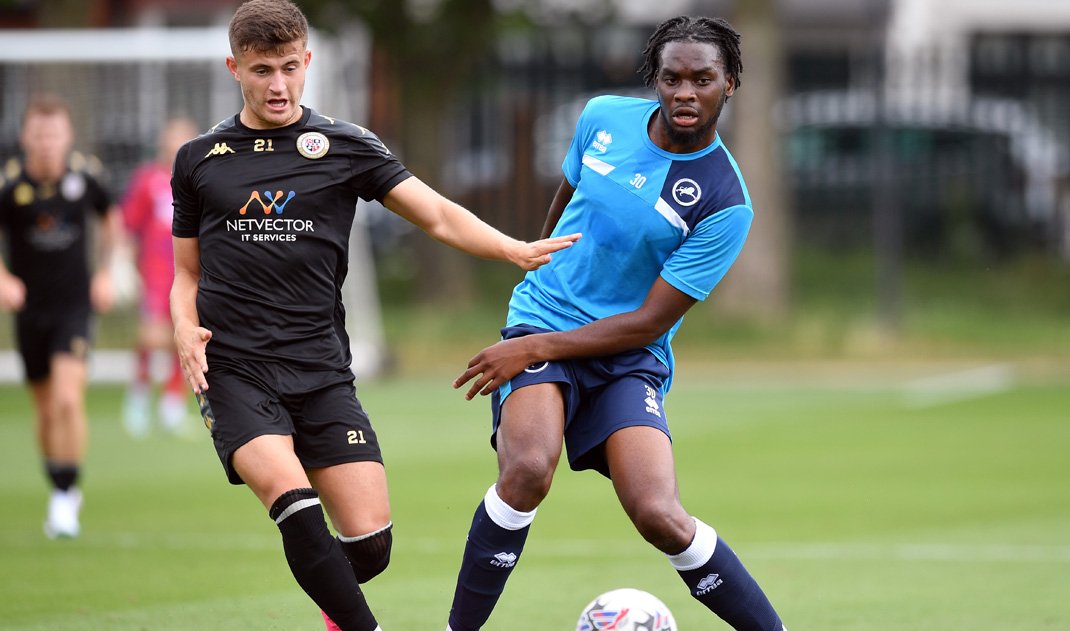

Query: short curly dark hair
638,16,742,90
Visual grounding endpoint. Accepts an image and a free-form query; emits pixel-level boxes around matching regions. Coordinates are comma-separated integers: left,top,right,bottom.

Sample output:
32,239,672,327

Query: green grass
1,360,1068,629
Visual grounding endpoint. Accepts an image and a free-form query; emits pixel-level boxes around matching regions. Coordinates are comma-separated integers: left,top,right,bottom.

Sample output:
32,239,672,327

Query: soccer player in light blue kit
448,16,786,631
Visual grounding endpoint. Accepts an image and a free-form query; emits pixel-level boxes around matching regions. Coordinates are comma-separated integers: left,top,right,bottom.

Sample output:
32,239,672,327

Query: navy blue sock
448,486,535,631
269,488,378,631
670,519,784,631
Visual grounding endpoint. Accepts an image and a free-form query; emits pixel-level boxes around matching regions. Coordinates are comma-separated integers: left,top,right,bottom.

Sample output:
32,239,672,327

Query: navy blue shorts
15,308,92,382
491,325,671,477
199,354,382,485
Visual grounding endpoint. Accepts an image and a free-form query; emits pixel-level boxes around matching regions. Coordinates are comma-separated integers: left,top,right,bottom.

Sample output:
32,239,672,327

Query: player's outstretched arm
382,176,580,271
455,278,697,399
171,236,212,394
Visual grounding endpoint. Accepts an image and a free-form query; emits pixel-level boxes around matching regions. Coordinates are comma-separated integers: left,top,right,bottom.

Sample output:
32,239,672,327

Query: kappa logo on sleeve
204,142,236,158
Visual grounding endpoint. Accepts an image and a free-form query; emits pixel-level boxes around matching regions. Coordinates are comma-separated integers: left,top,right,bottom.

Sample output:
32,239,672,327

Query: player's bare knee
497,459,553,509
339,522,392,584
51,394,81,422
630,503,692,553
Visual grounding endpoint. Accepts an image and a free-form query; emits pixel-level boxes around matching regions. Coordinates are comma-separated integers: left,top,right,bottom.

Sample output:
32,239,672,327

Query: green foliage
373,248,1070,371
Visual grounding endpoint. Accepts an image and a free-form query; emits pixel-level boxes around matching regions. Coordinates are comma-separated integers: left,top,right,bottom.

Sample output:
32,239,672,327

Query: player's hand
175,324,213,394
508,233,581,271
90,269,115,313
454,336,538,400
0,273,26,312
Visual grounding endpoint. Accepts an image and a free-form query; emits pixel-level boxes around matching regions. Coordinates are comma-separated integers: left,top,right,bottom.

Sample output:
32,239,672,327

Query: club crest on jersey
61,172,86,201
672,178,702,207
297,132,329,159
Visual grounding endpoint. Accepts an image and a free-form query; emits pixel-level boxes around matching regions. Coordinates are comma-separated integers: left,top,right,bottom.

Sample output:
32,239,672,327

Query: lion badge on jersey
297,132,329,159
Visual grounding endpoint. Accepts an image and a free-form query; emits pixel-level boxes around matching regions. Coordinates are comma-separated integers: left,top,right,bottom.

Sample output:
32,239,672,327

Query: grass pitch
1,360,1067,629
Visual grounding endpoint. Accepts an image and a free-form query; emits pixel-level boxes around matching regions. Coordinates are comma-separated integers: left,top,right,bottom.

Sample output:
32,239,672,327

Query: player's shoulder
68,151,109,183
305,109,395,157
582,94,654,118
175,118,230,164
205,115,238,136
0,157,23,191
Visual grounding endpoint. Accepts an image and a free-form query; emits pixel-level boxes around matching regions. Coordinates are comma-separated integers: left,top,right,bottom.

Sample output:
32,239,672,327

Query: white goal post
0,25,388,381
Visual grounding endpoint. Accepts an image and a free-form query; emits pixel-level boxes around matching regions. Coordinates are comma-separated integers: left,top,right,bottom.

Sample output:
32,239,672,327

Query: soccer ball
576,588,678,631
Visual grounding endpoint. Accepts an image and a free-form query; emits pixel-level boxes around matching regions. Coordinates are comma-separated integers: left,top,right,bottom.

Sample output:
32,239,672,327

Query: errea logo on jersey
205,142,235,158
227,189,315,243
591,129,613,153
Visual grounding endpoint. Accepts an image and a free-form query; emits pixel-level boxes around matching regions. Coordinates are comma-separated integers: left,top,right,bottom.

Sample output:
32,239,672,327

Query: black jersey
171,107,411,370
0,153,112,313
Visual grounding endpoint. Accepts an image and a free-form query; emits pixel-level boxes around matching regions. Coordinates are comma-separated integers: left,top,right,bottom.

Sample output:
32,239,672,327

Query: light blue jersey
507,95,753,387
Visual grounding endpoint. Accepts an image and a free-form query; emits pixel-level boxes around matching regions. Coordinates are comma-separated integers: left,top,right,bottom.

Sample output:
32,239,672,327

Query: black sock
339,522,393,584
268,488,378,631
45,461,79,492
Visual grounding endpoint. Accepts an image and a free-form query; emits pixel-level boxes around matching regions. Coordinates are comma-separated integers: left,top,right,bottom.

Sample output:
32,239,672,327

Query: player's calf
447,485,536,631
339,522,393,583
269,488,379,631
668,517,785,631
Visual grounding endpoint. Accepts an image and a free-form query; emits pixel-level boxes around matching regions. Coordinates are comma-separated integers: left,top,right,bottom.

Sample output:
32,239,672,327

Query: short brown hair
228,0,309,57
23,93,71,125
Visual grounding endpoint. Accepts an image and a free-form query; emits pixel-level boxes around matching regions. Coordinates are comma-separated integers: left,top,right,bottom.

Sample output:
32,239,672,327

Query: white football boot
44,488,82,539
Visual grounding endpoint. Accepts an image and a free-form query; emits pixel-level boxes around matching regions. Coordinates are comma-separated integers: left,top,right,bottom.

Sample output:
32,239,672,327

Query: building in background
0,0,1066,379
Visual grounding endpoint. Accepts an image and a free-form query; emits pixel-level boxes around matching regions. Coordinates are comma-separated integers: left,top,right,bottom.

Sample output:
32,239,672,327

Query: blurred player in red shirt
121,117,198,437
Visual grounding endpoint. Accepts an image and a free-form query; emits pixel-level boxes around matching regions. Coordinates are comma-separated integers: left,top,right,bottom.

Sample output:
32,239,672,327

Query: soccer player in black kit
0,94,121,540
169,2,579,630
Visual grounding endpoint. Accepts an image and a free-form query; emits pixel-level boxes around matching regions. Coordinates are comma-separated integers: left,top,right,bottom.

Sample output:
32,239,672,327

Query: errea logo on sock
490,552,517,568
695,573,723,595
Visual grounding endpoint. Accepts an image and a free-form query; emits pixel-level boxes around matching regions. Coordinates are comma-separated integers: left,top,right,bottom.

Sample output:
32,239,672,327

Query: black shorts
15,308,92,382
198,355,383,485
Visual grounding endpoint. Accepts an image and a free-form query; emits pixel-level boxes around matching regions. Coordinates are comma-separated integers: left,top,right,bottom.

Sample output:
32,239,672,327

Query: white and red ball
576,588,678,631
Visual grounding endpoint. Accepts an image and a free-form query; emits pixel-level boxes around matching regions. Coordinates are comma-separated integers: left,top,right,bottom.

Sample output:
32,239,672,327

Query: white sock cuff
337,521,393,543
483,484,536,531
667,517,718,571
272,497,321,525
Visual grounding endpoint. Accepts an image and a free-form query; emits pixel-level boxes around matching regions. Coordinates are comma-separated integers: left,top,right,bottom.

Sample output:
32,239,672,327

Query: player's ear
304,49,312,68
225,56,240,81
723,74,736,100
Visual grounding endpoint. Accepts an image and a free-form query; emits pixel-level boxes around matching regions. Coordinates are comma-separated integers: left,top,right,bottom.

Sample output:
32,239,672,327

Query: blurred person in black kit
0,94,122,539
169,1,580,630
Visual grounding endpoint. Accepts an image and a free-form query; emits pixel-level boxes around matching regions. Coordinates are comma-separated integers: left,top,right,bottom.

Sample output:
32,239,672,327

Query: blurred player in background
170,2,578,629
0,94,122,539
121,116,199,438
448,16,786,631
